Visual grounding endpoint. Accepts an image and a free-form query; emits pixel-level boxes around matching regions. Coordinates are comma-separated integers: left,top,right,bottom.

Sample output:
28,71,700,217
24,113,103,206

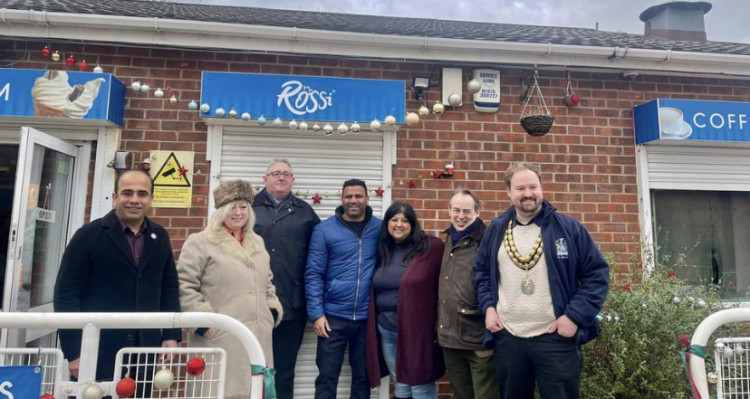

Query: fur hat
213,180,254,209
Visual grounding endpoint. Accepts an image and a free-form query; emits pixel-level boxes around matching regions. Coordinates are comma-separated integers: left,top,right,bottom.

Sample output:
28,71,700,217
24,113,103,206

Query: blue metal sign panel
0,69,125,127
201,72,406,124
634,99,750,144
0,366,42,398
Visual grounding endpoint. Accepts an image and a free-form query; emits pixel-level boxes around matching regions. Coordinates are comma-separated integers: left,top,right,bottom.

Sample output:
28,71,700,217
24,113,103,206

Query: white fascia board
2,8,750,76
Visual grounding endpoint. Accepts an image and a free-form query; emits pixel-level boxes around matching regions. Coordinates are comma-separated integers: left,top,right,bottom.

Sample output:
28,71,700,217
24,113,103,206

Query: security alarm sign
473,69,501,113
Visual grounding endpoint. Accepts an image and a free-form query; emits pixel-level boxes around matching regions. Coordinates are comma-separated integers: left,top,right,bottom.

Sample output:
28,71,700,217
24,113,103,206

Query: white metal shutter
644,143,750,191
219,126,387,219
218,126,387,398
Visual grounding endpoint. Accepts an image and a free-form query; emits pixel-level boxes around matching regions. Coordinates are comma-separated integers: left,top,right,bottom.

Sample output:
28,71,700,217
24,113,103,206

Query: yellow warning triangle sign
153,152,191,187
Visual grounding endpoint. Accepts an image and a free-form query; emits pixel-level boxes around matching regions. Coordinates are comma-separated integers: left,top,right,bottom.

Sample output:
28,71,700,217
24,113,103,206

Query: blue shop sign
201,72,405,124
634,99,750,144
0,68,125,127
0,366,42,399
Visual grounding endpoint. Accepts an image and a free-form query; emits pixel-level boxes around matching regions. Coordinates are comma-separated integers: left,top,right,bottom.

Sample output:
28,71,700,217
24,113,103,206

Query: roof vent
639,1,712,41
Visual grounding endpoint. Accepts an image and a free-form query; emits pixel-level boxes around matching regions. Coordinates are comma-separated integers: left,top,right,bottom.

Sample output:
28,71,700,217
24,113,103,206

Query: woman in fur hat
177,179,282,398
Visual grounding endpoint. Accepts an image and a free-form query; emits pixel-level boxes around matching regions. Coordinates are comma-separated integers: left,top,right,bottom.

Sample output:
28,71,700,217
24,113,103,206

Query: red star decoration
431,170,443,179
406,180,417,188
312,192,323,204
375,187,385,197
178,166,189,176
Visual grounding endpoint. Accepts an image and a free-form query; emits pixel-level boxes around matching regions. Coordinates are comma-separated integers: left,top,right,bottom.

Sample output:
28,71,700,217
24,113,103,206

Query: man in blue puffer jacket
306,178,381,399
473,162,609,399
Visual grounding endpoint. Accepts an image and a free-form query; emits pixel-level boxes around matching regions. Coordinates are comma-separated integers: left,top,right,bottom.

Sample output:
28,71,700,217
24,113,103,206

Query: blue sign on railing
0,366,42,399
0,68,125,127
200,72,406,124
634,99,750,144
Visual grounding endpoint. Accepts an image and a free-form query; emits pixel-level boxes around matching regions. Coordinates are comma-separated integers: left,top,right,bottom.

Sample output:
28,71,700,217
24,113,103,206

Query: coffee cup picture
659,106,692,139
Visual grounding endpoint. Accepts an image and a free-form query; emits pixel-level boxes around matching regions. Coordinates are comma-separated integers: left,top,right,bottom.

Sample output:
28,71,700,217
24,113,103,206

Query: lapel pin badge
151,233,157,239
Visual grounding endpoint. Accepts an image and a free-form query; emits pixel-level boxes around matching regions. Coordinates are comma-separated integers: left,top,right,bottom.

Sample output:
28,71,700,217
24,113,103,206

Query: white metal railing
689,308,750,398
0,312,267,398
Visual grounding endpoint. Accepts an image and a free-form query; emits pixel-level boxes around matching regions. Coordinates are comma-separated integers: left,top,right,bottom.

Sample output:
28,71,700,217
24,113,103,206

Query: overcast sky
185,0,748,43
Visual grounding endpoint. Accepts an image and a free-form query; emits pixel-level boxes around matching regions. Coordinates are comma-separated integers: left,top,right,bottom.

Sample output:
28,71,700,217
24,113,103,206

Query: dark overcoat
53,210,181,381
252,189,320,320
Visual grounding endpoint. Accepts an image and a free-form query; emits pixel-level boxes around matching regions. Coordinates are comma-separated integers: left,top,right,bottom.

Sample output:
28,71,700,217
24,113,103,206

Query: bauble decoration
272,117,282,127
241,112,251,121
186,356,207,376
214,107,226,118
65,55,76,67
93,64,104,73
384,115,396,126
115,375,136,398
337,123,348,135
82,383,104,399
418,105,429,117
467,78,481,94
41,46,50,57
228,109,238,119
153,88,164,98
200,103,210,113
257,115,267,125
289,119,298,130
140,83,150,93
565,92,581,106
350,122,360,133
188,100,198,110
77,60,88,71
51,51,61,62
432,102,445,115
153,367,175,390
447,93,462,107
298,121,308,131
369,119,381,131
323,124,334,136
169,95,178,105
312,124,321,132
131,81,142,92
405,112,420,126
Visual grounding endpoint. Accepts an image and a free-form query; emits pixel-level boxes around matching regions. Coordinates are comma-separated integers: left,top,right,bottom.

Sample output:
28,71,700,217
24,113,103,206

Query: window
652,190,750,300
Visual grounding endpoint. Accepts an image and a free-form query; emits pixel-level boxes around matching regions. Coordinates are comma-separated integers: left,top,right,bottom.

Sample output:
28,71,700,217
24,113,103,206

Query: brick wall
6,38,750,396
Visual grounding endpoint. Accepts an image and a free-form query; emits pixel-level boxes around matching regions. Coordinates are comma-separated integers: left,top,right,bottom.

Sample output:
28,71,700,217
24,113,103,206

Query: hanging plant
520,69,554,137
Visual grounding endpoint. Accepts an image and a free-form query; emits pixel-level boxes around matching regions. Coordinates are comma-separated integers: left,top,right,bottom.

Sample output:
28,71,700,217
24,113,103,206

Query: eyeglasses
266,171,293,179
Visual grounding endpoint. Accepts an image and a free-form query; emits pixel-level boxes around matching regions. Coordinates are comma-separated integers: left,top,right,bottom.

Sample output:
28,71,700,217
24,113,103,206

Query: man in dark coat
253,159,320,399
438,189,499,399
54,169,181,382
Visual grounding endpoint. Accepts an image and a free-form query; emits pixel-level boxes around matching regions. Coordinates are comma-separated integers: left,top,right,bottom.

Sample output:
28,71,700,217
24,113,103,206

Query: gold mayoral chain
503,219,543,295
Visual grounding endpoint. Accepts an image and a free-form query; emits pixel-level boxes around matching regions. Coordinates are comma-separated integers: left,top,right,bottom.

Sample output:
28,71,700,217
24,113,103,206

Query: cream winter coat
178,226,282,398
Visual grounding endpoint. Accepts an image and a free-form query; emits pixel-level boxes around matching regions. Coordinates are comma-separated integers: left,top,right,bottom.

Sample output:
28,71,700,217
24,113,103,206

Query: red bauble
115,376,136,398
40,394,55,399
66,55,76,67
186,357,206,376
41,46,50,57
78,60,88,71
565,92,581,106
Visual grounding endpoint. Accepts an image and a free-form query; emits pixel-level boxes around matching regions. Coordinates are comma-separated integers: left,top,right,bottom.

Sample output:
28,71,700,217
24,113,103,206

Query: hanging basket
520,70,555,137
520,114,555,136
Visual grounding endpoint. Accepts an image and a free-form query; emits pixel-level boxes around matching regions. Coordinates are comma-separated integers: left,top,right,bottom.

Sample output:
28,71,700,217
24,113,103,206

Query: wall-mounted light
107,150,131,171
412,76,430,100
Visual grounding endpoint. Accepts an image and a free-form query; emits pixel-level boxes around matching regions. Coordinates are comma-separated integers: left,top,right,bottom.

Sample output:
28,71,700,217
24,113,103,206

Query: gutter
2,8,750,76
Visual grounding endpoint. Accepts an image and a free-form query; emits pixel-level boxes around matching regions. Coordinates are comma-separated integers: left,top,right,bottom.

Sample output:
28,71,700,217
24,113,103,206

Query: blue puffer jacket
305,206,381,322
473,200,609,347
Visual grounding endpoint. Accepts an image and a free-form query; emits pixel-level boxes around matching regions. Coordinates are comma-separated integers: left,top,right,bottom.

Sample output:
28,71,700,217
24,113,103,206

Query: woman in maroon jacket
366,202,445,398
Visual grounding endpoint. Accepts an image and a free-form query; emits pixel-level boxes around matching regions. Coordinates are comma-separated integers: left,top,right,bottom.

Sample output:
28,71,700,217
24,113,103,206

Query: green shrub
580,266,736,399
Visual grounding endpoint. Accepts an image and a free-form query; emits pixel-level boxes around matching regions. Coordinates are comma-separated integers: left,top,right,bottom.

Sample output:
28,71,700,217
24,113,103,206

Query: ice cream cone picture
31,70,106,118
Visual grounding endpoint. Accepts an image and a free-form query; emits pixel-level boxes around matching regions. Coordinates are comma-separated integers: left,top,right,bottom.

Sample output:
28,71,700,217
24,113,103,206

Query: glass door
1,127,81,348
